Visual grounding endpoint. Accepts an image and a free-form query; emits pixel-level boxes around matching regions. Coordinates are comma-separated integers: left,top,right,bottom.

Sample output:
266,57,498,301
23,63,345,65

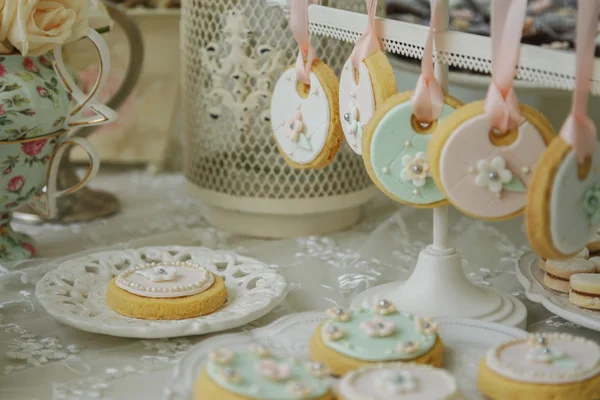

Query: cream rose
0,0,17,54
7,0,90,56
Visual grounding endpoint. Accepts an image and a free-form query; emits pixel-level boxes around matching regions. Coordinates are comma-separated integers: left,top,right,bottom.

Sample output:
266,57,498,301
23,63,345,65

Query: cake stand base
351,245,528,329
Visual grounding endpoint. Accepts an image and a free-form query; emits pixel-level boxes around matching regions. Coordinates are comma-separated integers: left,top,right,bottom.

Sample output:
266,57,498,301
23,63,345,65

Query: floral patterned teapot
0,29,116,141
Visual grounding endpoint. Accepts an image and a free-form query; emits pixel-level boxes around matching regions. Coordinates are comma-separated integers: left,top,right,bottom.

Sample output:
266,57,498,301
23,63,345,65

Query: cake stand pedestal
352,208,527,328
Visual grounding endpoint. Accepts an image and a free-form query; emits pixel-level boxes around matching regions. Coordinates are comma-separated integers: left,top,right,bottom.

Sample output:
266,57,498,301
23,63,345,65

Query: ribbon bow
410,0,445,124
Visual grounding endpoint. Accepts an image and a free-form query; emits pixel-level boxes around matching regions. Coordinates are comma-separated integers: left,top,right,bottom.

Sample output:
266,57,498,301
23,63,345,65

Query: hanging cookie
270,0,343,169
339,0,396,155
428,0,554,220
362,0,462,208
527,1,600,260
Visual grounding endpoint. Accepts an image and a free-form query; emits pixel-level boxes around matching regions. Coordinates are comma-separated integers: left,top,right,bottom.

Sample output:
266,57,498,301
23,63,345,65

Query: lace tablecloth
0,170,597,400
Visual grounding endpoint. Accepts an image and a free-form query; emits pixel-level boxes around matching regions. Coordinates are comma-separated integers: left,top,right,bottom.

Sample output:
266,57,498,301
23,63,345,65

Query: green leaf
15,72,33,81
296,134,312,151
504,176,526,193
51,77,58,86
0,195,7,203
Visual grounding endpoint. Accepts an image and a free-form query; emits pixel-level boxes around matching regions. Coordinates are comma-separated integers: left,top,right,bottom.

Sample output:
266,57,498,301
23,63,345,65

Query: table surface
0,170,597,400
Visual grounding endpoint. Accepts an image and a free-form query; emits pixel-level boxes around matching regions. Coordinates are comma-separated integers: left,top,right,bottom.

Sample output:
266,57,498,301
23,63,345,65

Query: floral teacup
0,130,98,260
0,29,116,141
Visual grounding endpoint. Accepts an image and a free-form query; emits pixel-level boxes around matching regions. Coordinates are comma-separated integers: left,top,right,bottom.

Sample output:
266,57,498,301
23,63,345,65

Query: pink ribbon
350,0,382,69
559,1,599,163
411,0,445,124
484,0,527,133
291,0,316,85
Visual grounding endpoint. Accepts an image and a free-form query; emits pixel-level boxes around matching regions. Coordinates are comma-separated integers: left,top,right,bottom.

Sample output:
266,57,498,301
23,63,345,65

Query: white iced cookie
478,333,600,400
339,51,396,154
115,261,215,298
338,363,463,400
271,60,343,169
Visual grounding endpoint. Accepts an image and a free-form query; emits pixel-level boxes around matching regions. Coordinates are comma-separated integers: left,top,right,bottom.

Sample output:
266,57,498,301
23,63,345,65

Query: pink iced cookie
429,102,554,221
339,51,396,154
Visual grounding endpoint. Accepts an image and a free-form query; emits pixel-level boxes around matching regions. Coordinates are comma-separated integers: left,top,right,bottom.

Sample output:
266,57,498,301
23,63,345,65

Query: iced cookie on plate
194,347,334,400
478,333,600,400
542,258,595,293
106,261,227,320
570,274,600,311
337,363,464,400
309,300,443,376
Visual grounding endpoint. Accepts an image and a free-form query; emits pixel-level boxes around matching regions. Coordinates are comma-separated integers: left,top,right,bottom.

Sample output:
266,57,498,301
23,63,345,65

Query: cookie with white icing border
527,137,600,259
339,51,397,154
338,363,464,400
271,60,343,169
478,333,600,400
194,347,334,400
362,91,462,208
428,101,554,220
106,261,227,320
309,300,444,376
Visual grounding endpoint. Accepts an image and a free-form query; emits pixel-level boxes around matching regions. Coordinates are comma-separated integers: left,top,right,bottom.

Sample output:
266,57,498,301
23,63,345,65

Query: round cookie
271,60,343,169
339,51,397,154
478,333,600,400
106,261,227,320
194,347,334,400
363,92,462,208
338,363,464,400
570,274,600,311
428,101,555,221
309,300,443,376
527,137,600,260
542,258,596,293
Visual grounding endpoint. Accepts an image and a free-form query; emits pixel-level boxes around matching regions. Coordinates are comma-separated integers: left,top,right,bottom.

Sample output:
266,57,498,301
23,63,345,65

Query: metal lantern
181,0,384,238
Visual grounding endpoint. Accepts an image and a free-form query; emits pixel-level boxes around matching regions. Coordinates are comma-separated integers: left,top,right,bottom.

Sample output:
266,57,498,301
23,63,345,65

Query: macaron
588,256,600,273
576,247,590,260
538,258,547,272
587,231,600,254
543,259,596,293
569,274,600,311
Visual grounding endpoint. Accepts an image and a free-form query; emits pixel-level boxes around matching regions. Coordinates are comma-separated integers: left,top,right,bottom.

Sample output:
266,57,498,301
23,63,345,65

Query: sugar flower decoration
415,317,439,336
475,157,513,194
209,348,235,365
135,266,177,282
526,346,564,364
401,152,430,187
324,325,345,341
583,184,600,224
361,318,396,337
287,381,312,398
344,101,361,135
285,111,304,141
397,340,421,354
307,361,330,378
257,360,292,382
250,344,272,359
373,299,396,315
326,307,351,322
377,371,418,395
221,367,242,384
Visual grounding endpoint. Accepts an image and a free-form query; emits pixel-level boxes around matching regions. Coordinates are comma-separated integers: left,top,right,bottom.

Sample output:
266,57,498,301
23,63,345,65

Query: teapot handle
51,28,118,128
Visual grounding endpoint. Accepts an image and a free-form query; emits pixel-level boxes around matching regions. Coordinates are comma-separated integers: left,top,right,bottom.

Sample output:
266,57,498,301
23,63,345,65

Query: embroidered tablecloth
0,170,597,399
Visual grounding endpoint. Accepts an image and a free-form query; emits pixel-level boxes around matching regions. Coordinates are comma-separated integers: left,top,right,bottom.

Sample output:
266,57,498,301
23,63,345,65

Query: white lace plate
35,246,289,339
516,251,600,332
165,312,527,400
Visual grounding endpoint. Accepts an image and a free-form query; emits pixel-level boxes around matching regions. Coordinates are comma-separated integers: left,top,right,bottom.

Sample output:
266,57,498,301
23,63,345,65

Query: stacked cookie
538,237,600,311
194,300,465,400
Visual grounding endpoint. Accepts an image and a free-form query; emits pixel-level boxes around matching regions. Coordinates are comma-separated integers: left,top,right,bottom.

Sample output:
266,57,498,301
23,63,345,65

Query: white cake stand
305,0,530,327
